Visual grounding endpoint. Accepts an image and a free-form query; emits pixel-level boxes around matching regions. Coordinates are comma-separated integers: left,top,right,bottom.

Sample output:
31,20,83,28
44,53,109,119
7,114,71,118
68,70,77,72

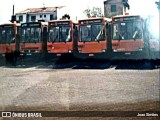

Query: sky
0,0,159,35
0,0,159,23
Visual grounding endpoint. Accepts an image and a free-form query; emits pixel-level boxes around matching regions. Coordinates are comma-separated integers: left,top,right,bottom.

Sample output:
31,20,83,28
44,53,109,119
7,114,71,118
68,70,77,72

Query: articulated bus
111,15,153,60
0,23,20,62
47,19,78,57
19,22,48,58
77,17,111,59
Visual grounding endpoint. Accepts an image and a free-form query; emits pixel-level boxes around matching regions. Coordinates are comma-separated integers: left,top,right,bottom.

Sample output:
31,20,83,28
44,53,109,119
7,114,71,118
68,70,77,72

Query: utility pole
55,7,58,20
11,5,16,23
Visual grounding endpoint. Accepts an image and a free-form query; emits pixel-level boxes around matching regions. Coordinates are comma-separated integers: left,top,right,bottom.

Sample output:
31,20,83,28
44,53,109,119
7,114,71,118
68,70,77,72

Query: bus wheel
141,60,155,69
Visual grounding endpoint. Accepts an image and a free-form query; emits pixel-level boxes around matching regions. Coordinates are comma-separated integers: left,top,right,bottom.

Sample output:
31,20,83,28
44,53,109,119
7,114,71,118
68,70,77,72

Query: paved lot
0,62,159,119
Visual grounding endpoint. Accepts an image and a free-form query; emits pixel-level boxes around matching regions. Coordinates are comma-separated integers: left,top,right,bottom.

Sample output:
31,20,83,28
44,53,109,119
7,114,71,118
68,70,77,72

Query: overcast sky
0,0,159,23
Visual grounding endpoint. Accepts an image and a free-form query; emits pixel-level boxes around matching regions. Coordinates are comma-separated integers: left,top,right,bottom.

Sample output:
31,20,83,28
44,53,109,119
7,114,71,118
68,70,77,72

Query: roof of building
104,0,114,4
16,6,65,14
104,0,122,4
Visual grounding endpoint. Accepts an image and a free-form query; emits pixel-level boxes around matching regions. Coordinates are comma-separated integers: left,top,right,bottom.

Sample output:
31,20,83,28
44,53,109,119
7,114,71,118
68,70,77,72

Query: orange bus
0,23,20,63
19,22,48,57
47,19,78,57
111,15,151,60
77,17,111,59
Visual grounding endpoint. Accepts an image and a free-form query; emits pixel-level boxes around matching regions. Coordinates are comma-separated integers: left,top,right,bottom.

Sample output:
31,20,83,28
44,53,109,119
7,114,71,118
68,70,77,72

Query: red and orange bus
0,23,20,63
19,22,48,57
111,15,151,60
77,17,111,59
47,19,78,57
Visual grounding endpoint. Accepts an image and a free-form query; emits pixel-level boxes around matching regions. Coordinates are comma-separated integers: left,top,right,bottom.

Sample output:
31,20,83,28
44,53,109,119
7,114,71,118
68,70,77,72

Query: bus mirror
73,24,76,29
106,23,109,29
118,35,121,41
43,27,47,34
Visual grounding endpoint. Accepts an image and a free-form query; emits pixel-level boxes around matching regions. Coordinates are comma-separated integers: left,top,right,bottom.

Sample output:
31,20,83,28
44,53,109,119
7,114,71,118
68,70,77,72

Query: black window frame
50,15,53,20
31,16,36,21
19,15,23,22
111,5,117,12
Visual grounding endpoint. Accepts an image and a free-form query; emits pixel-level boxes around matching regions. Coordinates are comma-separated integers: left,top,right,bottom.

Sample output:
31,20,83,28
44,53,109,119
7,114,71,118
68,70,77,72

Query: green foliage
83,7,104,18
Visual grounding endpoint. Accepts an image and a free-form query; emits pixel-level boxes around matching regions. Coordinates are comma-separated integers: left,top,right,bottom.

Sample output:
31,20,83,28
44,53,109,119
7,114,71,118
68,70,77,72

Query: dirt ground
0,59,159,120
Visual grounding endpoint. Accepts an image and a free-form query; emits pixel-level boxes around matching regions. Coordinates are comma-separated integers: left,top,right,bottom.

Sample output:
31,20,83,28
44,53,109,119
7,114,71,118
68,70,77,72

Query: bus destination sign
50,21,70,26
21,23,41,27
79,19,102,25
114,16,140,22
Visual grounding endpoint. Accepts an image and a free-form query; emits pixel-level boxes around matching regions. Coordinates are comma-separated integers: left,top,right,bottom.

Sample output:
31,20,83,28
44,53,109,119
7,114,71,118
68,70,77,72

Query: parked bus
77,17,111,59
0,23,20,63
146,16,160,60
111,15,152,60
47,19,78,57
19,22,48,58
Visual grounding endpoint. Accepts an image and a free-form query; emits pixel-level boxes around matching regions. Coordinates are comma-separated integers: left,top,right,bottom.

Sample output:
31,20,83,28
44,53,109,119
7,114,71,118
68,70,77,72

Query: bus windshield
49,26,71,42
79,24,105,42
20,27,41,43
0,26,15,44
112,21,143,40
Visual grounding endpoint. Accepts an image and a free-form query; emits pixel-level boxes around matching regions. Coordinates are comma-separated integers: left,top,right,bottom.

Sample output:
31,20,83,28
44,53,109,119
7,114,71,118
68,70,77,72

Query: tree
155,1,160,10
83,7,103,18
122,0,130,13
62,14,70,19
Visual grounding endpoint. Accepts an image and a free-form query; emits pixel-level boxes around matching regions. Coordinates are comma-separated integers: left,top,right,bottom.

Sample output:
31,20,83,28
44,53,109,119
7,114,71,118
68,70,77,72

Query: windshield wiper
133,31,138,40
95,31,102,42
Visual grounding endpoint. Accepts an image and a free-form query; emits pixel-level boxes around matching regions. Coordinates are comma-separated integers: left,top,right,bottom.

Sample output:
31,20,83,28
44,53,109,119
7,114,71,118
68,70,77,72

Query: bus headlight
113,49,117,52
35,50,40,53
68,50,72,53
102,50,106,52
79,51,82,53
138,48,143,51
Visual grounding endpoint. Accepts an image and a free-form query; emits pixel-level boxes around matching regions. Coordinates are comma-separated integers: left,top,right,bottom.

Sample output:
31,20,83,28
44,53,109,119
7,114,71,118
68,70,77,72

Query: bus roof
0,22,21,27
49,19,78,24
78,17,111,22
21,22,48,26
112,14,141,19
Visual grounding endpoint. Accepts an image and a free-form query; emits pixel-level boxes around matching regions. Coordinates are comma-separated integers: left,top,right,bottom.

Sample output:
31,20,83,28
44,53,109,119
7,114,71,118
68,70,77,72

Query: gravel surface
0,61,159,119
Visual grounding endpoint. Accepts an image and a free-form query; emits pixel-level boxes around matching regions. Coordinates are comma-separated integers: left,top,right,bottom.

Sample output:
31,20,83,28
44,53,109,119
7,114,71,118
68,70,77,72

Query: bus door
42,26,48,58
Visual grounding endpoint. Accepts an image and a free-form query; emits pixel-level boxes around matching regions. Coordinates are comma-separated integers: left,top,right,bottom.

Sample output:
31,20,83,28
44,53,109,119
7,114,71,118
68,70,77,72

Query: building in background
16,6,64,23
104,0,130,18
